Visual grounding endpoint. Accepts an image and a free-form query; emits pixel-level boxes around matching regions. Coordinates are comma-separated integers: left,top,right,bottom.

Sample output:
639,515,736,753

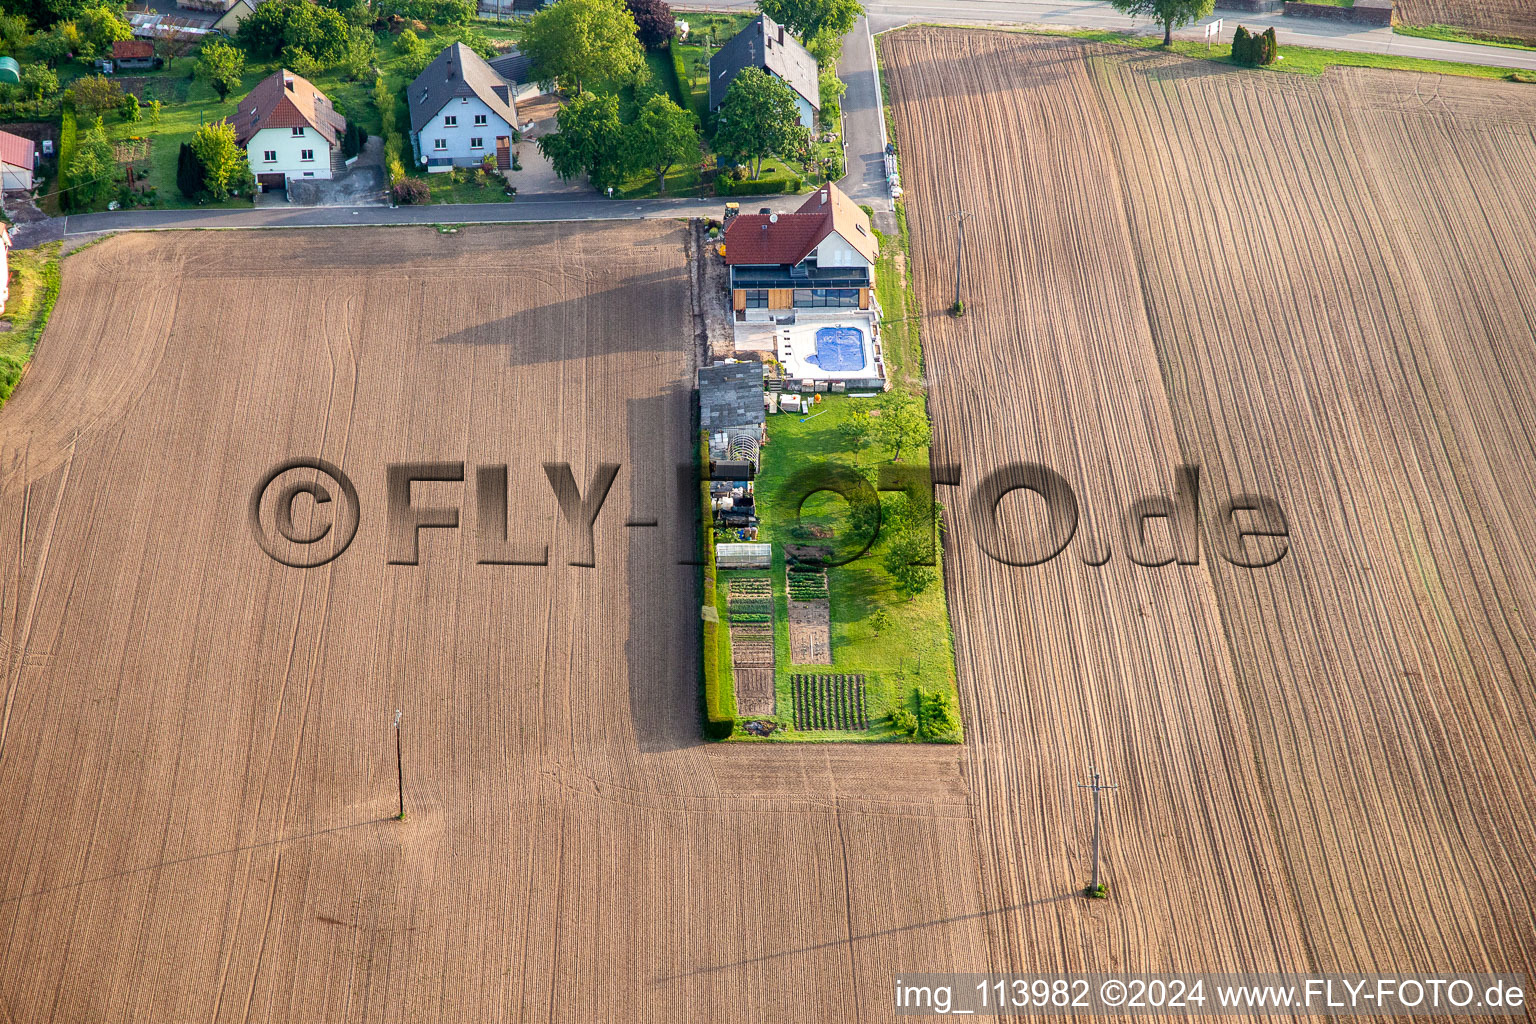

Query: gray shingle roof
708,14,820,113
487,49,534,86
407,42,519,136
699,362,765,432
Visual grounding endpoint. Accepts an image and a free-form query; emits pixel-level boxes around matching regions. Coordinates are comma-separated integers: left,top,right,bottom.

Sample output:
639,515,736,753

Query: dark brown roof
113,39,154,59
230,69,347,148
723,183,877,267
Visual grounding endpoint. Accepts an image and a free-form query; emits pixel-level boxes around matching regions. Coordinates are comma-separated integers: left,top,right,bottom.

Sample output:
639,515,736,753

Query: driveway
285,136,388,207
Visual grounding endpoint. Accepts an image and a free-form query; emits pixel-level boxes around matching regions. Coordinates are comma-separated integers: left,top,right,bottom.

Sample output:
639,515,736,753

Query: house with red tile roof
0,130,35,191
722,182,877,318
110,39,157,70
231,69,347,192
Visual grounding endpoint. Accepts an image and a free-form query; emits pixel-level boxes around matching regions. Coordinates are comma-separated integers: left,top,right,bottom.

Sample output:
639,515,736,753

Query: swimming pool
812,326,866,372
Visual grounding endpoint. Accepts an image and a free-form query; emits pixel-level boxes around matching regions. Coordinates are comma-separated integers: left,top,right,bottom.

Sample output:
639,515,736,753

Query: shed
716,543,772,570
698,361,765,433
0,57,18,86
0,130,36,191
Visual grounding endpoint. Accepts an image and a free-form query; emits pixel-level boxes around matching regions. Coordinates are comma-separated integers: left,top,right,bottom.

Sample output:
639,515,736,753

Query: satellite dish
769,213,778,223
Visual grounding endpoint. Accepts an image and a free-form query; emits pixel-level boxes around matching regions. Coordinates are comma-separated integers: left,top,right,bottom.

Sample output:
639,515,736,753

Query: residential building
486,49,545,103
232,69,347,192
0,130,35,191
723,182,877,318
408,42,519,171
709,14,820,130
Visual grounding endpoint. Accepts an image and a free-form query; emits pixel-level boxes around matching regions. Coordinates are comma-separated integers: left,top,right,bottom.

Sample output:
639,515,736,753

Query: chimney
284,75,294,91
819,188,827,206
777,24,784,44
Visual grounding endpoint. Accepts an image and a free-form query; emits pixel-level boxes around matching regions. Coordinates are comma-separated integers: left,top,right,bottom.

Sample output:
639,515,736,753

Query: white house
0,129,35,191
232,69,347,192
709,14,820,131
408,42,519,172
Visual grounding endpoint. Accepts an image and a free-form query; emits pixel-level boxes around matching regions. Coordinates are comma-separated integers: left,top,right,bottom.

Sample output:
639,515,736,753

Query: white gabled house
407,43,519,172
233,69,347,193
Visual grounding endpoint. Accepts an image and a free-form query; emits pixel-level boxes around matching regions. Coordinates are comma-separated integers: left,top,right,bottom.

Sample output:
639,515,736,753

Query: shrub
889,707,918,737
1231,24,1276,67
699,435,736,738
916,688,961,743
341,121,367,159
391,177,429,204
119,93,139,122
716,174,798,196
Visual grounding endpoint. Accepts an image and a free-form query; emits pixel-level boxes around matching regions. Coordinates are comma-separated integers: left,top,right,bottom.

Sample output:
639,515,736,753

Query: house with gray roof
408,42,519,171
486,49,544,102
709,14,820,130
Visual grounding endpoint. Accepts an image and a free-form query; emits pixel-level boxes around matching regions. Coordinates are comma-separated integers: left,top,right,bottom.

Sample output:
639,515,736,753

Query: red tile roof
230,69,347,148
723,182,877,266
0,129,34,172
113,39,154,60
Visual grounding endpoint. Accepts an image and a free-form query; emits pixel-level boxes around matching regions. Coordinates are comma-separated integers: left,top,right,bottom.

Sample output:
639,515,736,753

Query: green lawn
0,243,62,411
732,395,958,742
1392,23,1536,52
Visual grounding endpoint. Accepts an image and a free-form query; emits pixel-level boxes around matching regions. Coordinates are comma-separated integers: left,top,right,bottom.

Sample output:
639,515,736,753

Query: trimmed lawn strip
0,243,62,410
1392,23,1536,51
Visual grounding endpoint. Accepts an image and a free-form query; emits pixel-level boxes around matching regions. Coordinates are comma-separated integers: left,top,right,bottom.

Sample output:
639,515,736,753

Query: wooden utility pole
1079,766,1117,896
394,708,405,820
950,209,972,314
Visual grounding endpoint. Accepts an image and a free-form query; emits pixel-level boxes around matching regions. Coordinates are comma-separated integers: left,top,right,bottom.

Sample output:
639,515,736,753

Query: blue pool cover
813,327,865,372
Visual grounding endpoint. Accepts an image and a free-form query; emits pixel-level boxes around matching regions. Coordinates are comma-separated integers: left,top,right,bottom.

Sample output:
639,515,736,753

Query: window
302,171,314,177
443,115,457,127
291,127,304,137
744,290,768,309
433,138,447,150
792,288,858,309
262,150,276,162
470,137,483,149
300,149,314,162
473,114,487,126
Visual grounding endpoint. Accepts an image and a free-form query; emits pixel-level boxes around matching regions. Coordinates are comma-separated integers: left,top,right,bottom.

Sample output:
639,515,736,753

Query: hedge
671,46,705,119
716,174,801,196
700,432,737,738
57,107,77,209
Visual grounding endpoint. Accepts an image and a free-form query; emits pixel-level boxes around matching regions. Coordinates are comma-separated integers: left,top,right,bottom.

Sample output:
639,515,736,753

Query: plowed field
884,26,1536,983
1394,0,1536,44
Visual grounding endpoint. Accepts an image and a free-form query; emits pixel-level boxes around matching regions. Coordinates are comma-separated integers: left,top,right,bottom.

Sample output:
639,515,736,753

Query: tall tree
176,140,204,199
195,39,245,101
755,0,862,47
190,120,252,197
625,0,674,51
517,0,645,94
863,389,930,463
536,90,632,190
627,93,696,194
1106,0,1214,46
711,67,805,180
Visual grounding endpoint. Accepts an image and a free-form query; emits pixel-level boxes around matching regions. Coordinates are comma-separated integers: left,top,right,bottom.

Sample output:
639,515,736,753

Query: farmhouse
232,69,347,192
0,130,35,191
408,43,519,171
110,39,157,70
724,183,876,317
709,14,819,130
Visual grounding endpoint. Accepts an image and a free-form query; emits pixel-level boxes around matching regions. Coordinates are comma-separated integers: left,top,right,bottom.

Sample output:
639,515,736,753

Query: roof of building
230,69,346,148
699,361,765,431
0,129,35,171
723,183,877,267
112,39,154,59
486,48,534,86
708,14,819,112
408,42,518,136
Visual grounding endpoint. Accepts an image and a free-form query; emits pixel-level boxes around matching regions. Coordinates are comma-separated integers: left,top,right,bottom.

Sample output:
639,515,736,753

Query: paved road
835,16,891,212
61,193,806,235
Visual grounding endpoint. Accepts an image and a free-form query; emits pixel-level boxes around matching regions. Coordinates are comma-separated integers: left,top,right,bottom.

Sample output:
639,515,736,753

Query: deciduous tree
755,0,861,48
711,66,805,180
627,93,696,193
517,0,645,93
625,0,674,51
1106,0,1215,47
68,73,123,117
190,119,252,198
536,89,632,190
196,39,245,101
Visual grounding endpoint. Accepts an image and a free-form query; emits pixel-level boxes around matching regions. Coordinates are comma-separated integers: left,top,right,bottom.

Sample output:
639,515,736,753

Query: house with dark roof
0,129,35,191
723,182,877,319
485,49,544,103
408,42,519,171
709,14,819,130
232,69,347,192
